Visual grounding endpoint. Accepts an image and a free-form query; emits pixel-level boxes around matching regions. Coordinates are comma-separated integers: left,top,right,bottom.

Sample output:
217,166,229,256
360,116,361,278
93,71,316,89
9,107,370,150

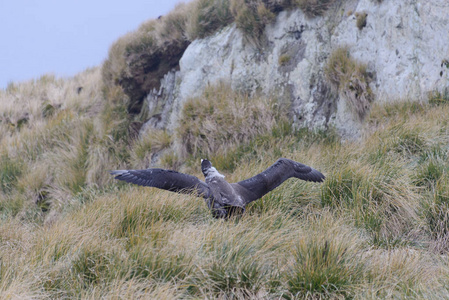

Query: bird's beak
201,159,204,162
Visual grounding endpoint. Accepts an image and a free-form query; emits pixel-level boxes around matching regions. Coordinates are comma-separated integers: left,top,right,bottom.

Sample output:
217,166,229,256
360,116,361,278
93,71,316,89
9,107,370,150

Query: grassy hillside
1,65,449,298
2,0,449,297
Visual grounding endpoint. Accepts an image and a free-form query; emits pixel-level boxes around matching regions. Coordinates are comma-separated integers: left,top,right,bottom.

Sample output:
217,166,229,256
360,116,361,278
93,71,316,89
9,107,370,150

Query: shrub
325,47,374,119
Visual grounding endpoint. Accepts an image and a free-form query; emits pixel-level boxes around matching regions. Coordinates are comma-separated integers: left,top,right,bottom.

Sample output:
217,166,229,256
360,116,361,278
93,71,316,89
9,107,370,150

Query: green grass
428,88,449,106
286,218,363,298
0,154,24,194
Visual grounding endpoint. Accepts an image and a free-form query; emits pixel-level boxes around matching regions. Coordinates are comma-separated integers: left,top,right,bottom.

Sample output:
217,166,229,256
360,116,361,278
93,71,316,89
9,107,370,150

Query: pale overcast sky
0,0,183,89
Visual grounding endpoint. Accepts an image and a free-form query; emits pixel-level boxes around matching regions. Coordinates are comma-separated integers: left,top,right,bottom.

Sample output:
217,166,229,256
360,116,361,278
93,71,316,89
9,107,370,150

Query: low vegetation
3,1,449,298
294,0,336,18
176,83,288,169
230,0,276,45
325,46,374,119
278,54,291,66
356,11,368,30
2,65,449,298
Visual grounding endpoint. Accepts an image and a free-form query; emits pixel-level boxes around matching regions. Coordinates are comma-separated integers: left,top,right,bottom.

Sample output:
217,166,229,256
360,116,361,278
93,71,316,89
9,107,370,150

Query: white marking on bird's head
205,167,225,179
201,159,225,179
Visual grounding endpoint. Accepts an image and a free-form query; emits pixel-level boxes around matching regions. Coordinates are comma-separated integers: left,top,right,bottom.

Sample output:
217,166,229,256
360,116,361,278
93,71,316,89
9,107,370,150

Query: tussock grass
356,11,368,30
286,214,364,298
3,42,449,298
278,53,291,66
322,160,419,247
0,68,130,223
428,88,449,106
130,128,172,169
176,83,287,163
186,0,234,40
325,47,374,119
294,0,336,17
230,0,277,44
0,153,24,195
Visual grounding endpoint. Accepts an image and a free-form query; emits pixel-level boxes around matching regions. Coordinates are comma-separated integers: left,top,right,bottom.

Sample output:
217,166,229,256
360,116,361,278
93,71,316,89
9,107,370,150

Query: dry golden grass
185,0,234,40
356,11,368,30
294,0,336,17
0,68,129,223
130,128,173,169
325,47,374,119
175,83,285,164
2,39,449,299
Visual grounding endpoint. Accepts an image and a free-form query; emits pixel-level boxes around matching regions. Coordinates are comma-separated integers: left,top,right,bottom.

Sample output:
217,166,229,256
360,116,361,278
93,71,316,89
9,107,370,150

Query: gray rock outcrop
144,0,449,138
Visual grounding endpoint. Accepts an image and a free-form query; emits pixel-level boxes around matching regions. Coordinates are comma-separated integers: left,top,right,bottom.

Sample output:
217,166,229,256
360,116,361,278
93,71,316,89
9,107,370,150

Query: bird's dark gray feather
110,168,211,198
235,158,325,203
110,158,325,219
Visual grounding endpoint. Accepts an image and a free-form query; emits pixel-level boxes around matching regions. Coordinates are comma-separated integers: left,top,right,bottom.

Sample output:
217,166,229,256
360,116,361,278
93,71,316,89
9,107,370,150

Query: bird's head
201,159,225,179
201,159,212,176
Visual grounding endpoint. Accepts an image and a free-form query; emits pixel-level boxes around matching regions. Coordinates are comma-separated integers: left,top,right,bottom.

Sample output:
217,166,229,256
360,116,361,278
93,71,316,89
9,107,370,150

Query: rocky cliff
143,0,449,138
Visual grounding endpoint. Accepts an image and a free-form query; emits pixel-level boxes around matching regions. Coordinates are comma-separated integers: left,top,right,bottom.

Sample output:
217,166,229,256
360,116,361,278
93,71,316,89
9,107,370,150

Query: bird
110,158,325,219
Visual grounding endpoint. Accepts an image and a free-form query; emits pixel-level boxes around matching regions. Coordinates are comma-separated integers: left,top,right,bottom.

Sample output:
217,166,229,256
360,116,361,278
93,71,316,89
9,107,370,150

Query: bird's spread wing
233,158,325,204
110,168,211,198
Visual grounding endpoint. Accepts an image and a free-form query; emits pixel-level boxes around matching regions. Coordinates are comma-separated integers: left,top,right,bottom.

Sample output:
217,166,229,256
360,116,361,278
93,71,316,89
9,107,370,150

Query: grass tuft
355,12,368,30
285,214,363,298
186,0,234,40
428,88,449,106
293,0,336,17
176,83,287,160
230,0,281,45
278,54,291,66
325,47,374,119
0,154,24,194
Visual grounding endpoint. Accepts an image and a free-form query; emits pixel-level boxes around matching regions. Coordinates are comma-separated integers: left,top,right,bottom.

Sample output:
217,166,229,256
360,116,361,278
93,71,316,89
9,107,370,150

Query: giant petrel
110,158,325,218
